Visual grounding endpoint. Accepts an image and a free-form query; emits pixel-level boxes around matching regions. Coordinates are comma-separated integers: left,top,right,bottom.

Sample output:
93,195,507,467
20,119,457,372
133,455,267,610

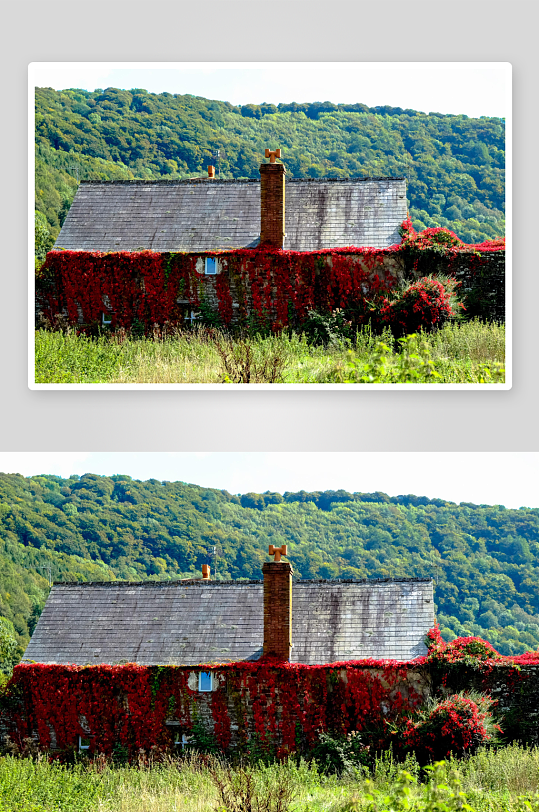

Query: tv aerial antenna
209,544,219,576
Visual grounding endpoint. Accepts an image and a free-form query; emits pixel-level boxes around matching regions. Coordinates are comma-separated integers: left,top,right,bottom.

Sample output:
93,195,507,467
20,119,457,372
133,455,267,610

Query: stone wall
2,659,538,755
36,247,505,330
403,250,505,323
0,663,429,756
429,661,539,746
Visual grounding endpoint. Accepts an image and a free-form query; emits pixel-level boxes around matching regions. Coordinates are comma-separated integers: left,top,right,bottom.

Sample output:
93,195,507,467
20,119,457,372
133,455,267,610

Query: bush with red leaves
402,693,500,764
381,276,463,337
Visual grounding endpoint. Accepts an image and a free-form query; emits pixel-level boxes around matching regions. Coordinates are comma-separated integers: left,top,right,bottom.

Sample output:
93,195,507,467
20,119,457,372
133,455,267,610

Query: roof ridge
79,176,406,185
51,576,433,587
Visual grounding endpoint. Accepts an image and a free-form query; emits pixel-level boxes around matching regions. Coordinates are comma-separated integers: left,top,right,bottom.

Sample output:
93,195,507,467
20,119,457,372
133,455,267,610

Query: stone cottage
39,151,411,330
39,149,505,329
4,550,437,755
6,552,534,755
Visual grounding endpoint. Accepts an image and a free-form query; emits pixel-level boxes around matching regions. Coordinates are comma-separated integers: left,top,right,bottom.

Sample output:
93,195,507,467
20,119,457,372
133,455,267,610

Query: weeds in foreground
210,333,287,383
321,334,505,384
0,745,538,812
335,761,539,812
209,760,295,812
34,320,505,385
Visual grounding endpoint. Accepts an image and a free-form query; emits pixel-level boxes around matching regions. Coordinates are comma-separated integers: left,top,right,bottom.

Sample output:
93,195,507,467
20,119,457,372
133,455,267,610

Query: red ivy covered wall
424,626,539,746
1,660,427,758
36,221,505,333
37,248,401,333
2,629,538,759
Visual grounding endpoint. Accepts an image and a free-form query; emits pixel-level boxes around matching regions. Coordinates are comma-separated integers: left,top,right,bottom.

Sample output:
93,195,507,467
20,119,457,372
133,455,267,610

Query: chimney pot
269,544,287,562
202,564,211,580
208,165,215,178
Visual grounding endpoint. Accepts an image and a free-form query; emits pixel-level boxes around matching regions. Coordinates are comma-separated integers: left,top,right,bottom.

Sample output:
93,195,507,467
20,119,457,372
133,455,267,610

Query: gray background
3,0,535,451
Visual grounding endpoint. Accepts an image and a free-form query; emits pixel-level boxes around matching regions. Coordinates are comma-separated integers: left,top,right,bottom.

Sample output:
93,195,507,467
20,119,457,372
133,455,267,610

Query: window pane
199,672,212,691
205,257,216,275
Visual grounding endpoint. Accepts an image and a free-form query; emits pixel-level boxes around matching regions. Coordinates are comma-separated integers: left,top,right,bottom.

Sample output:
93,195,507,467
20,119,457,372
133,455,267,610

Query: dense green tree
0,473,534,661
34,87,505,243
0,617,19,676
34,211,54,266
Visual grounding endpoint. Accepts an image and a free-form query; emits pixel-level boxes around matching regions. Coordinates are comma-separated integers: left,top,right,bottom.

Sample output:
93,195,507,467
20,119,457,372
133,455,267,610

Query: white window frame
198,671,213,692
102,311,113,325
174,732,193,750
185,309,198,324
204,257,218,275
78,735,91,752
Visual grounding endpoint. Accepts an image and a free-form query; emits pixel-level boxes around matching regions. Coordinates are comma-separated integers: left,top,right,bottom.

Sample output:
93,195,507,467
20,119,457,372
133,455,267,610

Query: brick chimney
207,166,215,179
262,544,293,661
202,564,211,580
260,148,286,248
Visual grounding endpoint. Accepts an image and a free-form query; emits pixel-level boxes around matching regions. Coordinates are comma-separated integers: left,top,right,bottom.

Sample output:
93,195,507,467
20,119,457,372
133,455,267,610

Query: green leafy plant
310,730,371,775
301,309,354,348
0,618,19,679
324,335,442,383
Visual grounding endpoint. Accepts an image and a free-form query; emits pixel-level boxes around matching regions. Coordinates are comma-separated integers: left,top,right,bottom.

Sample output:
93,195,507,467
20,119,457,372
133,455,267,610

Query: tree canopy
35,87,505,244
0,473,536,659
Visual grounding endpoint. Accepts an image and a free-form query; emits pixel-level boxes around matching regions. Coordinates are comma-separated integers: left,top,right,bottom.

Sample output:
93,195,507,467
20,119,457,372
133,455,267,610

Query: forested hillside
0,473,536,661
35,87,505,245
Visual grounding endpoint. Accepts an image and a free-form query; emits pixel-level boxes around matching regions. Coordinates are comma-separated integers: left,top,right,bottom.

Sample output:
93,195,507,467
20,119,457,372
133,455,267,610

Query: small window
174,732,192,750
102,311,113,325
198,671,213,692
204,257,217,275
184,309,198,325
78,735,90,752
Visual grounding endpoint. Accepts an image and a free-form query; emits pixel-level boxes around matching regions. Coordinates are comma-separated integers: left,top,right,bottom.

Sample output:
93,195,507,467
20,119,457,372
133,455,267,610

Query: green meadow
0,745,537,812
34,320,505,385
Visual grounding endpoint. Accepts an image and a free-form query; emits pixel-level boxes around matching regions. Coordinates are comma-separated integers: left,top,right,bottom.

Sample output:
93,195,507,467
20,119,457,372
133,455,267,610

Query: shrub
381,277,463,338
210,333,287,383
309,730,371,775
401,693,500,764
209,759,295,812
300,309,354,347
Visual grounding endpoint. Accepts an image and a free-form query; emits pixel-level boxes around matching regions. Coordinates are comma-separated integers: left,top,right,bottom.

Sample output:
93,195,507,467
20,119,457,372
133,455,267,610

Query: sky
30,62,510,119
0,452,536,509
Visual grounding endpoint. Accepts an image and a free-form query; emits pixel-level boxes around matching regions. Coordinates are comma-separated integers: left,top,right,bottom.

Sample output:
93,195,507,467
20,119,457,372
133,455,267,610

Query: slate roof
22,578,434,666
54,177,407,252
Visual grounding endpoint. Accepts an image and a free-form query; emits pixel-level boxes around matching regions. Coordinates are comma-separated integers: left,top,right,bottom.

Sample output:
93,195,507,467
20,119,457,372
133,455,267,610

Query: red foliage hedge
3,659,422,759
37,220,504,333
2,626,537,760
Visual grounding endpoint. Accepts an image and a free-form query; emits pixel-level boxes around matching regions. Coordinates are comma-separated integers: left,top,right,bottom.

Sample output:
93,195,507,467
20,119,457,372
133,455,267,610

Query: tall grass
34,320,505,384
0,745,537,812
